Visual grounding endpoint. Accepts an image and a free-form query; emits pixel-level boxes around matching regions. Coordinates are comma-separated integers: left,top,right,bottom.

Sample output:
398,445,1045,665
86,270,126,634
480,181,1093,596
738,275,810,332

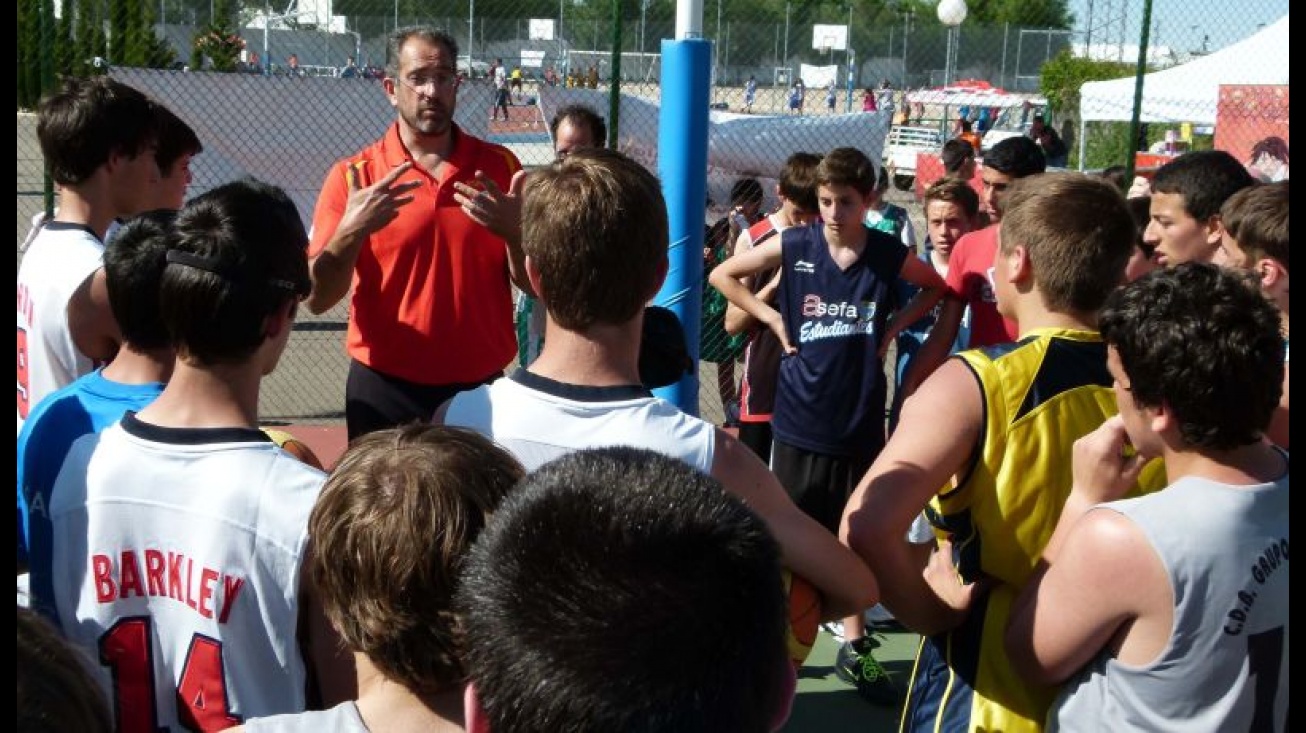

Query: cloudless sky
1070,0,1286,56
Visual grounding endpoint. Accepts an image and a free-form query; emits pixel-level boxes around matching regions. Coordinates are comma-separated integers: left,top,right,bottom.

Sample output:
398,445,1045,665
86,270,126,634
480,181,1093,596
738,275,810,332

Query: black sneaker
834,635,904,707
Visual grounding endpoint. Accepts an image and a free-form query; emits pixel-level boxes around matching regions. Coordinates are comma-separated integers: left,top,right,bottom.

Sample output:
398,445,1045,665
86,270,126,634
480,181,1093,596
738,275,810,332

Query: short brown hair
816,147,877,195
999,173,1134,313
1221,181,1288,272
309,424,524,694
523,148,667,329
923,176,980,219
778,152,821,213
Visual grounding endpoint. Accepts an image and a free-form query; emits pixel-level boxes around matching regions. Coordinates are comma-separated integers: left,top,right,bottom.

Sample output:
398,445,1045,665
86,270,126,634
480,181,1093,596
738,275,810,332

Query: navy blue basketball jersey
772,223,907,456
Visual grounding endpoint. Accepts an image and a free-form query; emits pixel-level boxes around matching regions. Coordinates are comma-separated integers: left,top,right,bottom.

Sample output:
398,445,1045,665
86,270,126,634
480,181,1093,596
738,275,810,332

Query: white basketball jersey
50,414,326,732
17,222,104,433
444,370,716,473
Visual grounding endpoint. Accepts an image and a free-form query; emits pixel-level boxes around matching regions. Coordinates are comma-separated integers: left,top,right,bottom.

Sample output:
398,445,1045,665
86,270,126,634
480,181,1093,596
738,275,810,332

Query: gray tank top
1051,464,1289,732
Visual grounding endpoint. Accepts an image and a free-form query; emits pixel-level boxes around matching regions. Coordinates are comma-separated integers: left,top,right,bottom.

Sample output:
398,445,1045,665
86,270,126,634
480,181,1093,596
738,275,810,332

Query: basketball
262,429,325,471
782,568,821,669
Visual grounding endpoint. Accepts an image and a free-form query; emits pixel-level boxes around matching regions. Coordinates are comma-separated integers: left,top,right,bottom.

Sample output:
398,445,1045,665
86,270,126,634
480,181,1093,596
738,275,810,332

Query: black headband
165,249,308,297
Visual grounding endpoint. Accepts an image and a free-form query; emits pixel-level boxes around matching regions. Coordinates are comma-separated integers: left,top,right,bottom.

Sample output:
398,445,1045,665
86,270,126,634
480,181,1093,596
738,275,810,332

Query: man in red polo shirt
306,26,528,439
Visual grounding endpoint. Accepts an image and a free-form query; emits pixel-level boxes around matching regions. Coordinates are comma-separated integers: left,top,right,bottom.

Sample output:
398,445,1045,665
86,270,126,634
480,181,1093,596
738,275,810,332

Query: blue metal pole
652,37,711,415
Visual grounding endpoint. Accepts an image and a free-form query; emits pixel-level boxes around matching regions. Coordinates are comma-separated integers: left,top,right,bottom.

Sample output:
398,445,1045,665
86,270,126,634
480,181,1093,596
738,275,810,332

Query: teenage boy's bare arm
307,162,419,314
709,239,794,353
1007,416,1158,685
711,429,877,619
841,358,983,636
899,296,965,398
881,255,947,352
67,267,120,362
723,228,763,335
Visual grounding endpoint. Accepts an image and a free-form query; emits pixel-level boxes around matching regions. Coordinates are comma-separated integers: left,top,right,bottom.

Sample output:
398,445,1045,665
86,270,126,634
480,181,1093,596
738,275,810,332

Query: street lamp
937,0,966,86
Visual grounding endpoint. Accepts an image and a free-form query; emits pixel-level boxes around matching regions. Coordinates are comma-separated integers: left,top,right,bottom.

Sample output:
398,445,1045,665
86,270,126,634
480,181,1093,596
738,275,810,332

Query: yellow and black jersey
905,327,1164,733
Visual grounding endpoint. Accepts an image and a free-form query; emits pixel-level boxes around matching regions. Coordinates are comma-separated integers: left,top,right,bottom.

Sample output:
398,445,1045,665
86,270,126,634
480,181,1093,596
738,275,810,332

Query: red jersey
309,124,521,385
945,224,1017,348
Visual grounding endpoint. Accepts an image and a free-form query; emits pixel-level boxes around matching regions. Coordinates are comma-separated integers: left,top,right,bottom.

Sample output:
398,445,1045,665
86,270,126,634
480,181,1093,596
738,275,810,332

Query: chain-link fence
16,0,1289,426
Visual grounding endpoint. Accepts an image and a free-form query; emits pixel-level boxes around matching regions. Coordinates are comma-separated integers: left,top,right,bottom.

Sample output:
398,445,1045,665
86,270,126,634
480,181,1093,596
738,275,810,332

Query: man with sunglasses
306,26,526,440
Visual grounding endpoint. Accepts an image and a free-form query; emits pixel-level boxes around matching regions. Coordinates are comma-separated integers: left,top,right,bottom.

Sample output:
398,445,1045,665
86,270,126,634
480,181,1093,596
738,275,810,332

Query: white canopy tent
1076,14,1288,166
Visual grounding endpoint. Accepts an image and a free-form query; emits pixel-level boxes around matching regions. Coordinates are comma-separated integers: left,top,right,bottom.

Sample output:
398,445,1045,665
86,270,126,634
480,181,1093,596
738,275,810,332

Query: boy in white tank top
49,179,354,730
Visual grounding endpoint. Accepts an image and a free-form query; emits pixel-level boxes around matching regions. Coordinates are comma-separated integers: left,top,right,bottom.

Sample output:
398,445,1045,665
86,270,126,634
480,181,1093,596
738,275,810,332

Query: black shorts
345,359,500,441
770,440,876,534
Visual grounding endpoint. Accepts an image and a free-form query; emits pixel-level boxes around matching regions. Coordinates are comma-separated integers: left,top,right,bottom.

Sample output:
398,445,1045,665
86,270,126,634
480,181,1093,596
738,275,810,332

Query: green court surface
782,627,920,731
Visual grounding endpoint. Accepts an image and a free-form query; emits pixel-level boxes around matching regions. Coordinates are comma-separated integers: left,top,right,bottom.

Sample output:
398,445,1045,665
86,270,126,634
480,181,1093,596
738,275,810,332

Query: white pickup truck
882,125,944,191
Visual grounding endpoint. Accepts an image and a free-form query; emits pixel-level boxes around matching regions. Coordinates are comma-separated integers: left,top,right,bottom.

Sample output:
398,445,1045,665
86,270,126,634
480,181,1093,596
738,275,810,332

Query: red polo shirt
946,224,1018,348
310,123,521,385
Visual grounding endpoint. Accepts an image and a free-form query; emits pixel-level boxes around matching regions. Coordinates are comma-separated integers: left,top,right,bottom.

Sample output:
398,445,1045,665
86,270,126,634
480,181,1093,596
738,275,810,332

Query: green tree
191,0,243,71
18,0,41,109
54,0,75,78
142,3,178,69
77,0,109,74
1039,50,1134,169
108,0,128,64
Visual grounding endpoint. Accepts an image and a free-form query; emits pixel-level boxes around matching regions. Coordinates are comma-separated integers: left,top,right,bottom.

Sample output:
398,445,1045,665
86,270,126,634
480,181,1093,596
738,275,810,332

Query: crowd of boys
17,23,1289,733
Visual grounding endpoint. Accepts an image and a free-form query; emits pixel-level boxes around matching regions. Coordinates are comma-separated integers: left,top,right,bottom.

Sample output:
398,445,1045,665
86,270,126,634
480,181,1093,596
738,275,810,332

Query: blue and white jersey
772,223,906,456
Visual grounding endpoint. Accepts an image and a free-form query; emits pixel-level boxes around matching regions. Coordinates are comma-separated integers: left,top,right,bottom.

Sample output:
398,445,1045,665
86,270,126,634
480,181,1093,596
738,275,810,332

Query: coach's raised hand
307,161,419,314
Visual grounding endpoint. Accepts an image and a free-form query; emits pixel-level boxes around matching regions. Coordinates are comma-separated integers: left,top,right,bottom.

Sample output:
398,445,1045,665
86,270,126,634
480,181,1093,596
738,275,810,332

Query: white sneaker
821,620,845,642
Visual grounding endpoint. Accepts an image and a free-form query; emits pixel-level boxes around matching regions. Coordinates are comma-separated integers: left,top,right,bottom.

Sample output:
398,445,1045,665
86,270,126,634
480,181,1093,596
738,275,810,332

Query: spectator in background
940,138,976,181
745,75,758,112
864,165,915,249
1028,113,1047,140
287,53,304,77
955,118,982,153
340,55,359,78
862,87,878,113
1098,164,1129,193
1248,135,1289,182
1123,196,1160,283
510,65,523,96
826,81,838,113
492,58,510,121
1036,126,1069,168
703,178,765,426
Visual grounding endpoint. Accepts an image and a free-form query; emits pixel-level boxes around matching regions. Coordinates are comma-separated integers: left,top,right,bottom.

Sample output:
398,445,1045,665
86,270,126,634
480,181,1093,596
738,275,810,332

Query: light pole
262,1,318,76
639,0,647,53
468,0,475,72
937,0,967,86
782,1,790,81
